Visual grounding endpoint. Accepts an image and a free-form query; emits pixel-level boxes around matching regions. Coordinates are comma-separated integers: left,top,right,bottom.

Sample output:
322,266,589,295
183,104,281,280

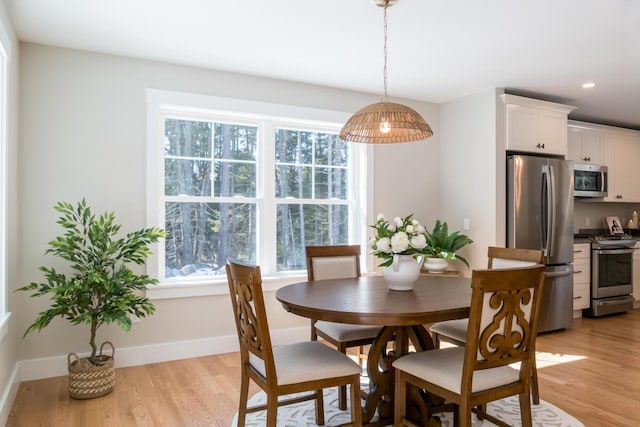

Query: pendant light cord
339,0,433,143
382,2,389,102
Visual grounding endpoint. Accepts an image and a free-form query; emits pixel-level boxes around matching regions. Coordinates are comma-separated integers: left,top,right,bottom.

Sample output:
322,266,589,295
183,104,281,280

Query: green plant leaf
424,220,473,268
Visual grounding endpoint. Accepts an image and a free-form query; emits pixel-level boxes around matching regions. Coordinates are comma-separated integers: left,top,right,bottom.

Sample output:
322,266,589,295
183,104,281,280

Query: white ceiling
7,0,640,130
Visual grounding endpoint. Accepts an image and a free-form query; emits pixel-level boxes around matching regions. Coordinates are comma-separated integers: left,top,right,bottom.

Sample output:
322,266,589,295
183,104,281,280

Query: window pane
214,123,258,161
314,167,348,199
165,159,212,196
275,129,313,164
165,201,256,277
214,161,256,197
165,119,212,158
315,133,348,166
276,204,349,271
275,165,312,198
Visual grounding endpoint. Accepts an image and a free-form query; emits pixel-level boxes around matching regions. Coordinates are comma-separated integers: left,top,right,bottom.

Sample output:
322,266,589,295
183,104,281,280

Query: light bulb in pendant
380,120,391,134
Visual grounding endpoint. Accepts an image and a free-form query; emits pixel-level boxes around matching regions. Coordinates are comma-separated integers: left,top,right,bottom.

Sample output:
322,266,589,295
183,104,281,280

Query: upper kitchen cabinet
567,122,604,164
501,94,576,155
603,129,640,202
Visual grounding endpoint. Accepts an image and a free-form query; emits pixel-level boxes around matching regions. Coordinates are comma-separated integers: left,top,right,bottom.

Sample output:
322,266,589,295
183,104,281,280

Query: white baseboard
0,362,20,427
16,326,309,382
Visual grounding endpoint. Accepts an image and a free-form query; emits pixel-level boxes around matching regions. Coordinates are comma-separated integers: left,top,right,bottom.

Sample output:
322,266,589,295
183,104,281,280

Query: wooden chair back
462,265,546,392
225,261,277,387
487,246,544,269
305,245,361,281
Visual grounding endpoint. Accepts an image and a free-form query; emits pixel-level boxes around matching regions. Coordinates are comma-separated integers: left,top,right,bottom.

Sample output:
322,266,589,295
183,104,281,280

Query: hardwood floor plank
8,309,640,426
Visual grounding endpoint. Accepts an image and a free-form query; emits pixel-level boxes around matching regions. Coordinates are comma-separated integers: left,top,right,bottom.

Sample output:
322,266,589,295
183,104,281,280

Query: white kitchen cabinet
567,125,604,164
634,242,640,303
501,94,575,155
573,243,590,311
603,132,640,202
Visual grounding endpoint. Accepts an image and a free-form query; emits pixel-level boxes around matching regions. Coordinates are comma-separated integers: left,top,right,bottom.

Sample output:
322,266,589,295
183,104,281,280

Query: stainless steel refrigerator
507,154,574,333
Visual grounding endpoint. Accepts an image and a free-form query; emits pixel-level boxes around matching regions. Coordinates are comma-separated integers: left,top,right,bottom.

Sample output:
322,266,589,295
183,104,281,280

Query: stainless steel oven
584,239,635,317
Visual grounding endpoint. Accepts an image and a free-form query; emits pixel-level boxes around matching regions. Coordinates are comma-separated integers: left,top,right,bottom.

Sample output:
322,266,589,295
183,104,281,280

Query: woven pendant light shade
340,0,433,144
339,101,433,144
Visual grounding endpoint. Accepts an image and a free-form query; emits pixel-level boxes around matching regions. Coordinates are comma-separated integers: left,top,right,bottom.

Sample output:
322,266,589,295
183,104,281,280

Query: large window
147,90,370,296
163,117,259,278
274,128,350,270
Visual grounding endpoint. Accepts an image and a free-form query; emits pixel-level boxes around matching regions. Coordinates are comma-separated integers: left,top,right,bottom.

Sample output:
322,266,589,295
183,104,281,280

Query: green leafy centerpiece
424,219,473,272
17,199,165,399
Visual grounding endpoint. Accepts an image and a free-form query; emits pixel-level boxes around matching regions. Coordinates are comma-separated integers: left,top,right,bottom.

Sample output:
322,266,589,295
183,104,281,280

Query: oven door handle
598,295,634,305
593,248,635,255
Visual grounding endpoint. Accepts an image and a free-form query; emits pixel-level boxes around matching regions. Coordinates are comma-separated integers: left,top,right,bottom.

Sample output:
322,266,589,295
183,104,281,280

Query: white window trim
0,19,11,330
146,89,373,299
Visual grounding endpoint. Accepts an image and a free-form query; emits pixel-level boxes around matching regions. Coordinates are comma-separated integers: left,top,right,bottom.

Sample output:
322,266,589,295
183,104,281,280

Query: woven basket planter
67,341,115,399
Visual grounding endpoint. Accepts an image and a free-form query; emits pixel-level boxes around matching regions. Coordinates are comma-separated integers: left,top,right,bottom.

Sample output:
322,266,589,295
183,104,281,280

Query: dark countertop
626,228,640,237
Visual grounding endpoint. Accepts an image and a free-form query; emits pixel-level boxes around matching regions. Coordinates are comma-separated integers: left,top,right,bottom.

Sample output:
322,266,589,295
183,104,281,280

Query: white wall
0,0,19,423
370,127,442,271
439,89,502,273
14,44,441,370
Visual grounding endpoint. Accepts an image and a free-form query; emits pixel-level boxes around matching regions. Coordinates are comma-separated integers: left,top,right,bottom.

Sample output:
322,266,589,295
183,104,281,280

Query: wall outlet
585,217,591,227
463,218,470,230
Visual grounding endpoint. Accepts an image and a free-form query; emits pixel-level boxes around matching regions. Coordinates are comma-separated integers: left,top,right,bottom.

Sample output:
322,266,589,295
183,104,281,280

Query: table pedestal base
362,325,452,426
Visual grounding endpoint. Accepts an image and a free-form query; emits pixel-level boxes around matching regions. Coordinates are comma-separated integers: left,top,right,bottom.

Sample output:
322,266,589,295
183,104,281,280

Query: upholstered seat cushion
429,318,469,343
491,259,537,269
250,341,361,385
312,256,358,280
315,320,381,342
393,347,520,394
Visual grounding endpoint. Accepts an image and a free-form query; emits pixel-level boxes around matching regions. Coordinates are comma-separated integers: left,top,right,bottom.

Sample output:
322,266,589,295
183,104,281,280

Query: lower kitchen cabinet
573,243,590,311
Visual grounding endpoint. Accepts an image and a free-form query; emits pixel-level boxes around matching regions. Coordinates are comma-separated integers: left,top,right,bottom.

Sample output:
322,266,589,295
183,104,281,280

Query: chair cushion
393,347,520,394
249,341,361,385
312,256,358,280
429,319,469,343
315,320,381,342
491,259,537,269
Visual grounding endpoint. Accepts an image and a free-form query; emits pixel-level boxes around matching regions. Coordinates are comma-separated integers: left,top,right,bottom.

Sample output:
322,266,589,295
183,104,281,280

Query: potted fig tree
17,199,165,399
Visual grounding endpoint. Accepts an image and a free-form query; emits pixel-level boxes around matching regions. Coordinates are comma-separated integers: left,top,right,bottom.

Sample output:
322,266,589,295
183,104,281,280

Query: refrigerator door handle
544,269,573,278
541,165,555,257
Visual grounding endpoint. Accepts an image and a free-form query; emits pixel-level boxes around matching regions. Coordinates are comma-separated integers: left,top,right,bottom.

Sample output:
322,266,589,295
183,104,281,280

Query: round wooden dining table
276,274,472,426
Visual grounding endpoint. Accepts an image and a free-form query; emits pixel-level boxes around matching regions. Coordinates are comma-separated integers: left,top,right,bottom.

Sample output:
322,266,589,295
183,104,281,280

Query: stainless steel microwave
574,163,607,197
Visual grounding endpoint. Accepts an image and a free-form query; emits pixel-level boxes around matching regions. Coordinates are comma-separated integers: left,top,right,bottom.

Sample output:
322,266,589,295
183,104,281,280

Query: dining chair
226,261,363,427
305,244,381,410
394,264,546,427
429,246,544,404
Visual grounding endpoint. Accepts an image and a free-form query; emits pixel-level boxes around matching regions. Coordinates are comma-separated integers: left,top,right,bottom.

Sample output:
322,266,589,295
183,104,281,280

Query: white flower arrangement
369,213,429,267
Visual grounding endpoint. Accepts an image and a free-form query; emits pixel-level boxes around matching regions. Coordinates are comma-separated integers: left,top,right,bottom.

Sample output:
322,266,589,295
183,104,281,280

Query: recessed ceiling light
582,82,595,89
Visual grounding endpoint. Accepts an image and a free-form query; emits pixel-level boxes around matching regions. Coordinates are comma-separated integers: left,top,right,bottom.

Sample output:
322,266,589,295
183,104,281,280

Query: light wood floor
7,309,640,427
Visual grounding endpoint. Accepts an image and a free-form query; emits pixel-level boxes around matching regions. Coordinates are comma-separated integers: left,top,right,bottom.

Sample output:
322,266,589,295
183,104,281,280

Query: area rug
231,387,584,427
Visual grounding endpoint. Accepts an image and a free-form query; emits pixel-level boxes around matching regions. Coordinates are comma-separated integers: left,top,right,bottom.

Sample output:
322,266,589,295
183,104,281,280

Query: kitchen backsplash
574,199,640,232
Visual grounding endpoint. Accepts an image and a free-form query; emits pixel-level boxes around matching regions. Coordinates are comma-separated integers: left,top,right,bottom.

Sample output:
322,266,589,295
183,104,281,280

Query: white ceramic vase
382,254,424,291
424,257,448,273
